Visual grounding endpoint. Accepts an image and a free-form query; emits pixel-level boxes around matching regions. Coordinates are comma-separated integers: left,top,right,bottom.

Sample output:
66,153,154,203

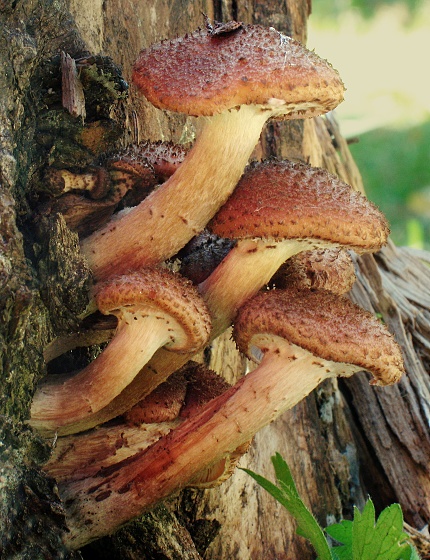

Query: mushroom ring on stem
31,268,211,435
58,287,403,549
81,22,345,281
36,159,389,435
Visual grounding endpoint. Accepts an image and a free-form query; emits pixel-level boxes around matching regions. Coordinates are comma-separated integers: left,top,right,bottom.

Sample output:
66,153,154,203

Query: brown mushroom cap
105,141,188,183
133,24,345,118
209,160,390,252
95,268,211,354
233,287,404,386
270,248,356,294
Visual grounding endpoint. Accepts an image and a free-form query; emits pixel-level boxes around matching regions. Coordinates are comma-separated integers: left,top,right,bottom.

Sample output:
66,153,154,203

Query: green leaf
241,454,334,560
352,499,412,559
325,520,353,559
325,499,420,560
242,455,421,560
271,452,300,498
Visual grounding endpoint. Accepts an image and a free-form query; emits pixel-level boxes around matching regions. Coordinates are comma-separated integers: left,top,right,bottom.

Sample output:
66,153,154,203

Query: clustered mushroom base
46,288,403,549
29,19,405,550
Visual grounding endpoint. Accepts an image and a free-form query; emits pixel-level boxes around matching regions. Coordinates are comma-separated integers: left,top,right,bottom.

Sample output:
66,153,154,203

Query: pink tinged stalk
30,269,211,435
59,287,404,549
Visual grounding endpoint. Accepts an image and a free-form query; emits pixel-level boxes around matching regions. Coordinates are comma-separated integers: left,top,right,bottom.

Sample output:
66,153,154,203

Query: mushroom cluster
30,19,405,546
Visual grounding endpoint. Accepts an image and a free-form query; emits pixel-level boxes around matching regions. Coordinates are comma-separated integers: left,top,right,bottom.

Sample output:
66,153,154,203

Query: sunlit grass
349,120,430,248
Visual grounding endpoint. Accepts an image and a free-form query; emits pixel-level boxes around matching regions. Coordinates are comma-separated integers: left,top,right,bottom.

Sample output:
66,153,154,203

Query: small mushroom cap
125,369,188,425
106,154,155,181
179,362,231,419
95,268,212,353
105,141,189,182
209,160,390,253
133,24,345,117
233,287,404,386
178,231,236,284
271,248,356,294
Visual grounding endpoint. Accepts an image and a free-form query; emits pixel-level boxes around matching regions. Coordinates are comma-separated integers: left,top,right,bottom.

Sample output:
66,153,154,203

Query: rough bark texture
1,1,429,559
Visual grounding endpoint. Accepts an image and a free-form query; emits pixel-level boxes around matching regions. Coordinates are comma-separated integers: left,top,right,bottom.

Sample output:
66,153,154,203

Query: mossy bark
1,1,429,559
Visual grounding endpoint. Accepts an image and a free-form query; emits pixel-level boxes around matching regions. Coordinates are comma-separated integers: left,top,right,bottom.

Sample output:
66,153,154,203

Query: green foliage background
350,121,430,248
312,0,426,20
312,0,430,249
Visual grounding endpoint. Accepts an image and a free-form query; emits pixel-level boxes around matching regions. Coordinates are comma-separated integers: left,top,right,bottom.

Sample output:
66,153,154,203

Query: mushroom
80,23,345,281
110,140,189,184
30,268,211,434
104,141,189,208
38,141,189,236
200,159,389,333
56,287,403,549
269,247,356,294
33,158,389,435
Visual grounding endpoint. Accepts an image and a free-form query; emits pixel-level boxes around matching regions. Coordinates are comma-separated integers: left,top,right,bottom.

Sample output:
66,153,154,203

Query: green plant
241,453,420,559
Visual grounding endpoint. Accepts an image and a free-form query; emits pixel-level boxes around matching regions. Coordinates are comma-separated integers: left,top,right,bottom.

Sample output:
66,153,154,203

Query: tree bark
1,1,429,559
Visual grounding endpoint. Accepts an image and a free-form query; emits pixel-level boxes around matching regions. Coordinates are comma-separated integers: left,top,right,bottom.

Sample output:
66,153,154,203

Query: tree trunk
1,1,429,559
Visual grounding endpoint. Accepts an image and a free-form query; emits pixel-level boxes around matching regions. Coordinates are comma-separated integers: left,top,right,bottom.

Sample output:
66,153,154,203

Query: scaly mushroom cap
209,160,390,252
106,141,188,183
234,287,404,386
95,268,211,353
179,231,236,284
133,24,345,118
106,154,155,181
125,369,188,424
271,248,356,294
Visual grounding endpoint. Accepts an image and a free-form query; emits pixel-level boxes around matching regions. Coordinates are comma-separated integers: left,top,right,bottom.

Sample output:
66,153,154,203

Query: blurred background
308,0,430,249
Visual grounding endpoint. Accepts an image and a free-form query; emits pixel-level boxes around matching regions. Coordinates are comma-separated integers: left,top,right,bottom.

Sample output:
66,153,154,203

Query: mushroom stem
81,105,270,281
58,287,403,548
199,238,318,334
32,313,179,429
59,343,352,549
31,269,211,435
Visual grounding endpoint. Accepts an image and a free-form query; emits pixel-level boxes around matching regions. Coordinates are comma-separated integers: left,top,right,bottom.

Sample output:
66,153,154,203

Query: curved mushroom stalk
81,24,345,281
43,363,238,483
33,159,390,436
30,269,211,435
56,287,403,549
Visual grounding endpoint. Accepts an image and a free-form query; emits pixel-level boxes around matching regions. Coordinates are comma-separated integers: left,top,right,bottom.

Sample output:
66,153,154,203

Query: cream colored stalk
32,160,389,435
80,107,269,280
58,288,403,549
80,23,345,281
